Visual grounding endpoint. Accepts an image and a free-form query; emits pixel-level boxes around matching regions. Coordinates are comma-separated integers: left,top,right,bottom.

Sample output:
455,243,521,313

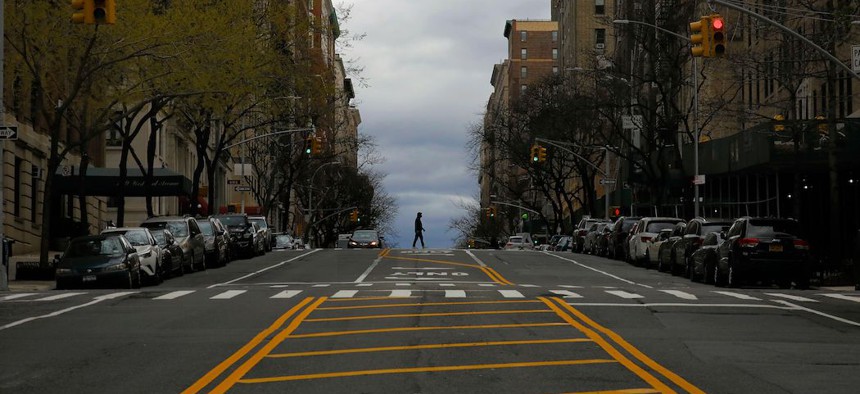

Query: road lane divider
208,249,320,289
353,249,390,283
303,308,554,323
547,297,706,394
182,297,315,394
237,359,617,384
317,299,542,310
209,297,328,393
566,389,661,394
266,338,592,358
286,322,568,339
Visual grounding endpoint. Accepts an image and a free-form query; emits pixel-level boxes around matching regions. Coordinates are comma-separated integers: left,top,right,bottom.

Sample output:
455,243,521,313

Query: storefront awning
53,167,193,197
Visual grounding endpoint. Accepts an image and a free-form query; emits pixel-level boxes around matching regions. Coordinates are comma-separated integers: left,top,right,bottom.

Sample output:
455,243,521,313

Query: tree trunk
77,152,90,234
116,138,132,227
145,117,159,217
39,153,60,267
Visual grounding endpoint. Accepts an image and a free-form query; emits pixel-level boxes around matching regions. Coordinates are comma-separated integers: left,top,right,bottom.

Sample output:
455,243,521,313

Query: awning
53,167,193,197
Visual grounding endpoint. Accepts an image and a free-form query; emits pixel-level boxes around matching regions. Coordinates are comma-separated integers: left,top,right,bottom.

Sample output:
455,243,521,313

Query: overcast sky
347,0,550,248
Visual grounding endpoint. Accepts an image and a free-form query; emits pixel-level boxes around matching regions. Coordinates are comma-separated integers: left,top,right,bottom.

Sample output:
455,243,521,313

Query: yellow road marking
540,297,676,394
317,299,542,310
382,254,515,285
181,297,314,394
209,297,328,394
377,248,391,257
267,338,592,358
287,322,568,339
324,296,415,302
563,389,661,394
304,308,553,322
553,299,706,394
237,359,617,384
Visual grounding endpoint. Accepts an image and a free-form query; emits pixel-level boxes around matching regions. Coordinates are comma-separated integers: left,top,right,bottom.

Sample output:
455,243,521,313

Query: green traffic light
305,148,312,154
532,156,538,162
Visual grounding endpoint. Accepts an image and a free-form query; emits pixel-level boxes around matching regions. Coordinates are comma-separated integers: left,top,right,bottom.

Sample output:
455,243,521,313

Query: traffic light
689,16,711,58
350,209,358,223
530,144,540,163
710,15,726,57
773,114,785,132
489,206,495,218
304,136,314,155
312,137,323,155
71,0,115,25
610,206,621,217
538,146,547,163
815,115,828,134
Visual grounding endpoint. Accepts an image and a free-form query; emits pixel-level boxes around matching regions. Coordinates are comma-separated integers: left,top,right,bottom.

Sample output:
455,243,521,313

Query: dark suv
213,214,256,258
671,218,733,277
608,216,641,260
715,217,811,289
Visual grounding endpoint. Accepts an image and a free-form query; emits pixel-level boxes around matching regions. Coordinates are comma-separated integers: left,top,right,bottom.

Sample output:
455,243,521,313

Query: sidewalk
3,251,61,292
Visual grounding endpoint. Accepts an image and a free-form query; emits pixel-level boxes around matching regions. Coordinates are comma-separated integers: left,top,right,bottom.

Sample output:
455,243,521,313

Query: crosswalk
2,287,859,304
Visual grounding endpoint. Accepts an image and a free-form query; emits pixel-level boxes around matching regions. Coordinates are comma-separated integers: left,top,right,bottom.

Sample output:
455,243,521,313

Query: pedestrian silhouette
413,212,425,249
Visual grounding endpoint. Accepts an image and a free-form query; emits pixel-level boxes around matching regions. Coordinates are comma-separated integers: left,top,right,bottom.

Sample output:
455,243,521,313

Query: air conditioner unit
595,43,605,49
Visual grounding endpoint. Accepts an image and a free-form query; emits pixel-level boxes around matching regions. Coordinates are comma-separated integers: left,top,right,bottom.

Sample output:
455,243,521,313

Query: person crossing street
412,212,425,249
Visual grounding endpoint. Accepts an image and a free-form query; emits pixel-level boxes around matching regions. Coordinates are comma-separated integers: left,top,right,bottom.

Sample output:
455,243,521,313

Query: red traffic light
712,18,724,30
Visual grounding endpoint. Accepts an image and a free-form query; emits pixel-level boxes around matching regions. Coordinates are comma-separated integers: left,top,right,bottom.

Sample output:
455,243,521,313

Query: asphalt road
1,248,859,393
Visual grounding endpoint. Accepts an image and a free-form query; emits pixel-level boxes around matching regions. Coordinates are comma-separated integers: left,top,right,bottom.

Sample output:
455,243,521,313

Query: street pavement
1,248,859,393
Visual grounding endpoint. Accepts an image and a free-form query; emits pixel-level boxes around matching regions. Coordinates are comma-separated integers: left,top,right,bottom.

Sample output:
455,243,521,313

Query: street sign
599,178,617,185
693,175,706,185
234,186,251,192
227,180,240,185
853,45,860,73
0,126,18,140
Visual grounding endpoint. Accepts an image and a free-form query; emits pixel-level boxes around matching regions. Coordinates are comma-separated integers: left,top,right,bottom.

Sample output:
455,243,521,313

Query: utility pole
0,3,7,291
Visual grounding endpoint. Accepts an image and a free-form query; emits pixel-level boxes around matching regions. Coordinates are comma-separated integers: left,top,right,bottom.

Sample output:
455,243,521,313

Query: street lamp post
613,19,700,217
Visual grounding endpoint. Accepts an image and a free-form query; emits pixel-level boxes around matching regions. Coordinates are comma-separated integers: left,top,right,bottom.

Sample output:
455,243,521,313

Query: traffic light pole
535,138,613,220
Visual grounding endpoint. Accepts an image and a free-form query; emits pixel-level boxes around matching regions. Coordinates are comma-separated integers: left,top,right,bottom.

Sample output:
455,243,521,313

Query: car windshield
646,221,680,233
65,238,125,258
352,231,377,241
151,230,168,246
143,221,189,237
509,237,523,243
198,221,214,236
217,216,247,227
104,230,149,246
747,220,800,238
250,218,268,228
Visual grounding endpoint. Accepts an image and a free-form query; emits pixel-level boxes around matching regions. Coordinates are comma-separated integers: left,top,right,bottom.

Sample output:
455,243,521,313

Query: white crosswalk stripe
439,284,455,287
606,290,643,299
95,292,138,300
550,290,583,298
765,293,819,303
713,291,761,301
211,290,247,300
819,294,860,303
154,290,196,300
332,290,359,298
558,285,584,289
519,284,539,288
312,284,330,288
271,290,302,299
445,290,467,298
498,290,526,299
478,284,496,287
35,292,87,301
395,283,411,287
660,290,698,300
355,283,373,287
389,290,412,297
1,293,36,301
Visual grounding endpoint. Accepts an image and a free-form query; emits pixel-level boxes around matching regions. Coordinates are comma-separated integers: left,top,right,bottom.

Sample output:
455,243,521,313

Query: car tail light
793,239,810,250
738,238,760,248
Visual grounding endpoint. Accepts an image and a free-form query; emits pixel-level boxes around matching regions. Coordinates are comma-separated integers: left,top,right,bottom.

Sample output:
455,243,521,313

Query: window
595,0,605,14
552,48,558,60
521,66,527,78
31,165,39,222
520,48,527,60
14,157,22,217
595,29,606,46
520,31,527,42
107,111,123,147
553,66,559,74
552,31,558,42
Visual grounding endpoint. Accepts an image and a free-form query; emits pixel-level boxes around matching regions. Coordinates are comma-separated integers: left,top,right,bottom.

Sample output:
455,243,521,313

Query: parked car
656,222,688,272
627,217,685,266
101,227,163,284
248,216,273,251
55,235,142,289
671,218,734,277
504,234,534,250
594,222,614,257
583,222,610,254
646,229,674,269
273,234,296,250
348,229,383,249
609,216,642,260
716,217,810,289
249,222,265,255
212,214,256,258
573,218,609,253
141,216,205,272
198,217,230,267
151,229,184,277
546,235,564,251
690,231,726,284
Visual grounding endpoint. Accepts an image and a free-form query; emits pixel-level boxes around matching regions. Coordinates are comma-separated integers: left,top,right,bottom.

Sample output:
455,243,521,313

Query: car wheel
128,268,141,289
196,252,207,271
727,264,740,288
643,250,651,269
153,260,164,285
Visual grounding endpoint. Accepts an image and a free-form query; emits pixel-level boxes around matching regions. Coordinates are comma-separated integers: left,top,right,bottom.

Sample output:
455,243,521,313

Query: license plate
82,275,97,282
769,244,783,252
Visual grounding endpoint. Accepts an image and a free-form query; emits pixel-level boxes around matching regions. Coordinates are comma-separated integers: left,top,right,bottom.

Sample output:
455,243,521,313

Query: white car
504,235,534,250
102,227,163,284
627,217,684,266
646,229,674,268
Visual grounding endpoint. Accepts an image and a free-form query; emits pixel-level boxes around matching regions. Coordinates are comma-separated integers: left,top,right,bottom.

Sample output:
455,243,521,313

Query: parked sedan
716,217,811,289
248,216,273,252
656,222,688,272
690,232,725,284
672,218,733,277
141,216,205,272
627,217,685,266
583,222,610,254
594,223,614,256
198,217,230,267
272,234,296,250
608,216,641,260
55,235,142,289
645,229,673,269
102,227,163,284
151,229,184,277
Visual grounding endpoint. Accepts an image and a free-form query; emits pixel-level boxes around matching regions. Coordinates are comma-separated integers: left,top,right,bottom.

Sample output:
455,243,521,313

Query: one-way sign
234,186,251,192
0,126,18,140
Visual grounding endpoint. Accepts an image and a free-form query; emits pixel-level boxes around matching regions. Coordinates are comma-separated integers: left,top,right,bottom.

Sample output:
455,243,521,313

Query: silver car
101,227,163,284
141,216,206,272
